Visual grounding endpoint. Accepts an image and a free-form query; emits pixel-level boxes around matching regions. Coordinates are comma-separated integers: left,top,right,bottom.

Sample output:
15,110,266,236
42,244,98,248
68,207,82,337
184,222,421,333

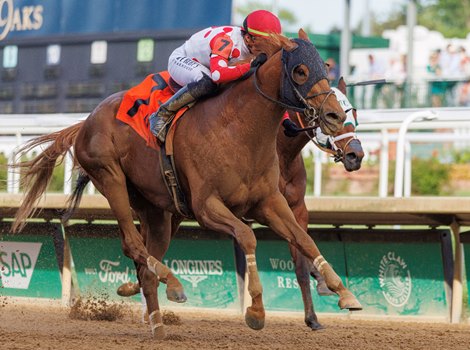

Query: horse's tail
11,121,84,233
61,170,90,224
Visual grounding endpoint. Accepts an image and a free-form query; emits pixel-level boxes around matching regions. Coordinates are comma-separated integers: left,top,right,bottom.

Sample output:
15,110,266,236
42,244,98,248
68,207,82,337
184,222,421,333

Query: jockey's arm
209,34,251,84
282,111,302,137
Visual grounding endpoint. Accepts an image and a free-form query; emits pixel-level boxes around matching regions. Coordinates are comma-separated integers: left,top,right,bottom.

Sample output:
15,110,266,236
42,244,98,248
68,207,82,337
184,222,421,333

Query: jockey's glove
251,53,267,68
282,118,301,137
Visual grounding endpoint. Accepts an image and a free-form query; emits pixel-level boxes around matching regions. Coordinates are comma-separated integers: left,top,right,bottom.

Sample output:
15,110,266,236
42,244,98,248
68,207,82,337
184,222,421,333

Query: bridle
250,40,357,162
294,109,358,163
252,48,334,130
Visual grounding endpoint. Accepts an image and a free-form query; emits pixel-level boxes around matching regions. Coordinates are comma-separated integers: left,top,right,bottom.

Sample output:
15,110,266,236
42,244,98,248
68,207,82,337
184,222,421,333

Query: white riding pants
168,47,211,86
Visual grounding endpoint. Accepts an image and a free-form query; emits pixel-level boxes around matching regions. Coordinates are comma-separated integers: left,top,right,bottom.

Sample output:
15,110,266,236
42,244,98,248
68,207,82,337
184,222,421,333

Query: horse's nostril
325,112,341,122
346,153,357,161
323,112,343,134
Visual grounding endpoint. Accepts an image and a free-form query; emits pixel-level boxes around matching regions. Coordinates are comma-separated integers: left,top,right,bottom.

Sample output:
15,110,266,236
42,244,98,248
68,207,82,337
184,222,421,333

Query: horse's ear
298,28,310,42
338,76,347,95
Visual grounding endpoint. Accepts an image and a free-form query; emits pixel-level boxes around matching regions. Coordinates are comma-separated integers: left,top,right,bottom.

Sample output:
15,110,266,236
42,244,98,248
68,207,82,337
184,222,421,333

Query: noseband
294,112,358,163
328,132,359,162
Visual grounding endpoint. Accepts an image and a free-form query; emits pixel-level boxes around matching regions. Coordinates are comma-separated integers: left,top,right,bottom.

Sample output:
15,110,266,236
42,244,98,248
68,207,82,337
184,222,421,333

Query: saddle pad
116,72,174,150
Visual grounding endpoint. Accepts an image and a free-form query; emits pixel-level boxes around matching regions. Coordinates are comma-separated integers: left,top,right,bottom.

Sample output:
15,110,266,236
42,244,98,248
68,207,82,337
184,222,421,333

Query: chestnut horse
116,77,364,330
12,31,361,339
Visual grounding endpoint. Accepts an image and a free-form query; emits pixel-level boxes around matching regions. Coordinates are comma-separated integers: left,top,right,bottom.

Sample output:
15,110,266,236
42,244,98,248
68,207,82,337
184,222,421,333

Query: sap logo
0,0,44,41
0,241,41,289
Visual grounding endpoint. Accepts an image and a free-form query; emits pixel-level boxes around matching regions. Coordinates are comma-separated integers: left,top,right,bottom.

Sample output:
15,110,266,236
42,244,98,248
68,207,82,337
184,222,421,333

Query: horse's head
254,29,346,136
315,77,364,172
290,29,347,136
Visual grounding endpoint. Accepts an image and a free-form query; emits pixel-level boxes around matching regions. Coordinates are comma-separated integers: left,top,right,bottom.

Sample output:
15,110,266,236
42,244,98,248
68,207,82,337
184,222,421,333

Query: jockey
149,9,282,142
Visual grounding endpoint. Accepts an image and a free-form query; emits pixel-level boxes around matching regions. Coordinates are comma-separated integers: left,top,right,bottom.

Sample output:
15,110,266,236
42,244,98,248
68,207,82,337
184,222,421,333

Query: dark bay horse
278,79,364,330
12,31,362,339
117,77,364,330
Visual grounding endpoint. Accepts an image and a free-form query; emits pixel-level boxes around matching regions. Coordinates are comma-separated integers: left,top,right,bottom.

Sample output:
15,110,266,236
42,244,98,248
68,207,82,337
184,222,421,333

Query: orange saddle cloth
116,72,186,150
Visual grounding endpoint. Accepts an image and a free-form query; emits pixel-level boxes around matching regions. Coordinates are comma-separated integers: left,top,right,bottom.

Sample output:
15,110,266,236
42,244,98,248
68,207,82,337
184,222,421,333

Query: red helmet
242,10,282,37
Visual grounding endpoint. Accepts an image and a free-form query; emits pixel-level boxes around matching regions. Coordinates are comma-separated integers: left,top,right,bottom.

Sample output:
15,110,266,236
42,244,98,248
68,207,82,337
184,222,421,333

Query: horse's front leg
195,196,265,330
288,202,323,330
254,192,362,311
288,244,322,330
290,203,334,297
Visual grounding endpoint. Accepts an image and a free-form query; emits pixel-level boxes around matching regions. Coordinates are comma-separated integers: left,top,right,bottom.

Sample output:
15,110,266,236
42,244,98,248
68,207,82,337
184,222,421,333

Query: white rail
303,107,470,197
1,109,470,197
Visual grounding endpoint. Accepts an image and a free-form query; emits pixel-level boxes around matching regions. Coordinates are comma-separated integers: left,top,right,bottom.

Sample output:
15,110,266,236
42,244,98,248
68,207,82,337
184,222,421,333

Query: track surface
1,301,470,350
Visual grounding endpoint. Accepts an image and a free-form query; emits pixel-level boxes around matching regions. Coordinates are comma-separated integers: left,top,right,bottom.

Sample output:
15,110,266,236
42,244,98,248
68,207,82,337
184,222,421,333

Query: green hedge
0,152,66,192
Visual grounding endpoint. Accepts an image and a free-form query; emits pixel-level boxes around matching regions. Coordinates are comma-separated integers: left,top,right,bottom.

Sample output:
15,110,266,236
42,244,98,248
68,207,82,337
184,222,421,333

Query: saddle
116,72,193,218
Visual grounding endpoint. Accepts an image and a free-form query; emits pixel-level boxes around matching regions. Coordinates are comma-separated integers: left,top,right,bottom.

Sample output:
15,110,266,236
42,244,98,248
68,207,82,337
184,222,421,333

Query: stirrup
155,118,173,143
152,116,166,136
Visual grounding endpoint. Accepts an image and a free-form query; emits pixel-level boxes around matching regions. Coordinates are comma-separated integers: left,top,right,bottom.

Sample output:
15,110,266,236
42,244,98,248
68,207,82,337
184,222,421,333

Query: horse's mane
257,33,297,58
231,34,298,66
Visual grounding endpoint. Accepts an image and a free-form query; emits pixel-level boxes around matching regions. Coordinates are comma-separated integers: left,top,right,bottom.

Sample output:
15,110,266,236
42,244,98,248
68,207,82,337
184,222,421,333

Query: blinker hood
280,38,328,108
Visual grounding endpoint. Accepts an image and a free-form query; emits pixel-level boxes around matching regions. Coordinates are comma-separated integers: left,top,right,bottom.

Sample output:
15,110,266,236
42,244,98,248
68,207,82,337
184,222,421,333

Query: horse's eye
292,64,309,85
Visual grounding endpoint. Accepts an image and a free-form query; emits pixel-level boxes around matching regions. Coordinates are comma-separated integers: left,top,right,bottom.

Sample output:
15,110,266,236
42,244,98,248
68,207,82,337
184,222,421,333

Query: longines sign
0,0,43,40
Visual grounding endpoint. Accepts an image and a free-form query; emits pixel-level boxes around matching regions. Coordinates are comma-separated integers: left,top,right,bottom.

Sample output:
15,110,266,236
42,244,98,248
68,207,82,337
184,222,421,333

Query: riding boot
149,74,218,143
149,85,195,143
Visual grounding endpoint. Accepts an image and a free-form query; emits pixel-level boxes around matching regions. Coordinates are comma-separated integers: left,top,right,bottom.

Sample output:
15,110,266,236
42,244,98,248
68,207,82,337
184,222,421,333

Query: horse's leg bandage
313,255,342,291
149,310,164,335
245,254,263,298
246,254,257,268
147,256,171,280
313,255,328,274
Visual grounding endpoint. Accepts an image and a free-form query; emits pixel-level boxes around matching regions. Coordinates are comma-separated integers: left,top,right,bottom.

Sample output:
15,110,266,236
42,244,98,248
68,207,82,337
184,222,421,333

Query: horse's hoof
166,288,187,303
309,322,325,331
316,282,335,297
152,325,166,340
338,292,362,310
117,282,140,297
305,318,325,331
245,307,265,330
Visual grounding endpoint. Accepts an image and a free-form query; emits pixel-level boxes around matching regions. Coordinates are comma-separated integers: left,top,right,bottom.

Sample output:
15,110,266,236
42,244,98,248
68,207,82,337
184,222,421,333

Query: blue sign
0,0,232,41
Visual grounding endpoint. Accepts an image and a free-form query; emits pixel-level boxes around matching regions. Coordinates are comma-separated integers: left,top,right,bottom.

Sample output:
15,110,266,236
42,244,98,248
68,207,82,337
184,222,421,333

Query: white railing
1,108,470,197
305,107,470,197
0,113,86,194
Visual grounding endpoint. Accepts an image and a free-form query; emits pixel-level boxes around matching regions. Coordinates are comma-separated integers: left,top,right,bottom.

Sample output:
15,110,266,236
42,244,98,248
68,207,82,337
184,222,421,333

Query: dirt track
1,300,470,350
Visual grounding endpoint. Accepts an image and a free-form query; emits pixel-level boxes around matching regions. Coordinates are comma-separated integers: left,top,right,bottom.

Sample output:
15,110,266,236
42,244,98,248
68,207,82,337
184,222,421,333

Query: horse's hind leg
116,214,185,299
195,196,265,330
81,159,181,305
129,190,186,304
134,205,183,340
